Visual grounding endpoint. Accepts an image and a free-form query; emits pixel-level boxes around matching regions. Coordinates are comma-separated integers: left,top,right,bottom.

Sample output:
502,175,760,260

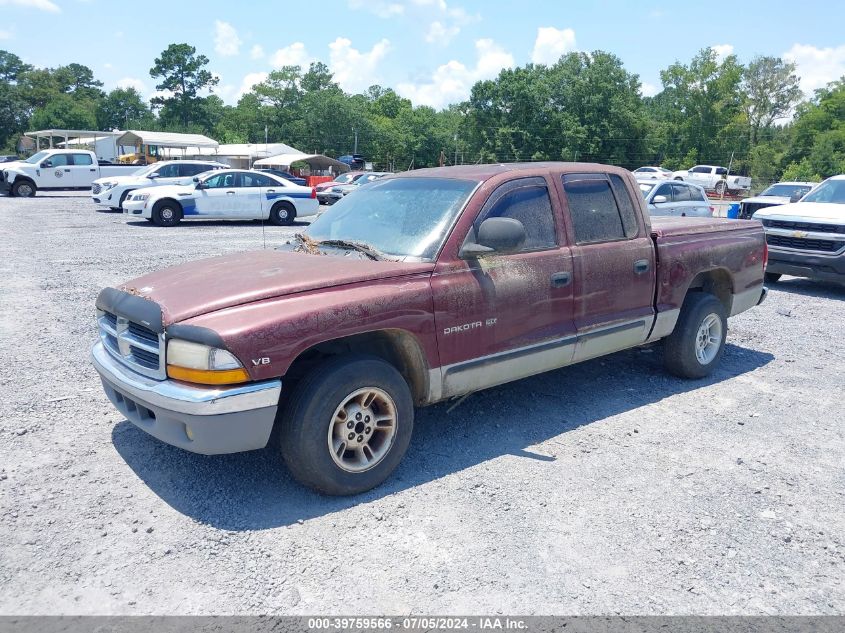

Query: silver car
638,179,713,217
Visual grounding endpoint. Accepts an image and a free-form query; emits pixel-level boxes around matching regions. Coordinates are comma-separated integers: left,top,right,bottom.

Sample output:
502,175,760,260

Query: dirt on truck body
91,162,768,495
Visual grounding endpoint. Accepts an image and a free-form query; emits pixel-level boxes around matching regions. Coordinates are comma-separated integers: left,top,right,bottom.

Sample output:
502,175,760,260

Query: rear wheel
269,201,296,226
663,293,727,379
279,355,414,495
151,200,182,227
764,272,781,284
714,181,727,195
12,180,36,197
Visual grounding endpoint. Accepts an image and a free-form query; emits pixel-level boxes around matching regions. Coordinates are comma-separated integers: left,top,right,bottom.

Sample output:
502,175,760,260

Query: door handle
226,190,236,195
89,168,96,172
551,271,572,287
634,259,650,274
64,169,71,172
266,189,275,193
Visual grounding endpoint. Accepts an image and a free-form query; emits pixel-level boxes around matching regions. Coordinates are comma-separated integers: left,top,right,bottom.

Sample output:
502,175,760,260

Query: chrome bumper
92,341,282,454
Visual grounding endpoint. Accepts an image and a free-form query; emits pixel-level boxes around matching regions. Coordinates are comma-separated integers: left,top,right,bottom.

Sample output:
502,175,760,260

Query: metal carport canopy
116,131,219,149
252,153,350,172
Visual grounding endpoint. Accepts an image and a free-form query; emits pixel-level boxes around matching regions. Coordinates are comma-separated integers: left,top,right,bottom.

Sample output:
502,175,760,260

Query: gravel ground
0,192,843,616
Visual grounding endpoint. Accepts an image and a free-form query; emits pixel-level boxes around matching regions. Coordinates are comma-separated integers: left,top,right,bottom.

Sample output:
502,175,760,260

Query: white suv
91,160,228,210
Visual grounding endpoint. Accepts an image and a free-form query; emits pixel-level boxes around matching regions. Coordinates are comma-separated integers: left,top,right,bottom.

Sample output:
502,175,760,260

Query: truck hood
114,250,435,325
752,201,845,221
742,195,790,205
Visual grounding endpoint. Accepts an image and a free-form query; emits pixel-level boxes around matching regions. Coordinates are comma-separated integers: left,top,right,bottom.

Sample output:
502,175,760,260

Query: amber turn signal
166,365,250,385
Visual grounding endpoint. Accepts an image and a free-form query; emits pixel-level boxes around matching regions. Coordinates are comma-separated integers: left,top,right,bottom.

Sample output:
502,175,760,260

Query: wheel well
273,200,296,214
154,198,183,214
284,330,429,404
686,269,733,313
13,176,36,186
673,176,683,181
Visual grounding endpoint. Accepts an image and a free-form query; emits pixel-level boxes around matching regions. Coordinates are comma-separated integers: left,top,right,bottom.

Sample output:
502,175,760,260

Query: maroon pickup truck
92,163,768,495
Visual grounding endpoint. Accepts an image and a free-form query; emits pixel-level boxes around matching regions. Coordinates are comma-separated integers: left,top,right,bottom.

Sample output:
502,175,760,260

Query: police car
122,169,319,227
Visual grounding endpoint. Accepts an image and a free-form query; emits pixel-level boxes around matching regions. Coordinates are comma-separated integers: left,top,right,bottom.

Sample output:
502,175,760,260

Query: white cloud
214,20,241,57
271,42,311,68
103,62,113,69
250,44,265,60
712,43,734,62
425,21,459,45
0,0,60,12
116,77,146,93
783,43,845,96
347,0,404,17
237,71,268,100
0,28,11,39
397,38,514,109
641,82,659,97
329,37,391,93
531,27,576,65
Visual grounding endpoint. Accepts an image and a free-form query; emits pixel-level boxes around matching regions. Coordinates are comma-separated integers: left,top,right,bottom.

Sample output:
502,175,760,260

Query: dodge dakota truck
0,149,138,197
91,163,768,495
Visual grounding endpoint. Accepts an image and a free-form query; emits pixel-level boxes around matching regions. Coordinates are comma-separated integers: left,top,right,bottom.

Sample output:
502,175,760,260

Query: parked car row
633,164,752,196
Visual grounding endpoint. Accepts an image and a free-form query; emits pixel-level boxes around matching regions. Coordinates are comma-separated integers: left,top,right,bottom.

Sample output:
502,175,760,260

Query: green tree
149,43,218,127
0,50,32,150
97,87,152,129
742,56,803,146
29,94,97,130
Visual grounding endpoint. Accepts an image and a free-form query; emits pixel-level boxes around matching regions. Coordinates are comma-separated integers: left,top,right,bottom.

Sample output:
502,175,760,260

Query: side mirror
461,217,526,258
41,160,52,168
653,195,669,204
789,192,803,203
195,180,207,190
148,172,160,179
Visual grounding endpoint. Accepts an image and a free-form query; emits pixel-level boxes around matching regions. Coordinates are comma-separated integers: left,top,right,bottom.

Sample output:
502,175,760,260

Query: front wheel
663,293,727,379
12,180,36,197
279,355,414,495
151,200,182,227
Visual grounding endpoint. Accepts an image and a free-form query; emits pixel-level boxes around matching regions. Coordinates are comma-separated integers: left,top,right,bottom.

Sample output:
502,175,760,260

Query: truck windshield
24,151,51,164
760,184,812,198
305,177,479,261
800,179,845,205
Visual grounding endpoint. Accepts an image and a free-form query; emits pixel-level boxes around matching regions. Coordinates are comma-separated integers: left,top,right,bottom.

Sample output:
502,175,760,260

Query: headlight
100,181,116,190
133,193,150,201
165,339,249,385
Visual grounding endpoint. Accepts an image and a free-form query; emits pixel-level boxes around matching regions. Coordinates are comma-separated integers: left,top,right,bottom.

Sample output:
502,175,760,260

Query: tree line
1,43,843,186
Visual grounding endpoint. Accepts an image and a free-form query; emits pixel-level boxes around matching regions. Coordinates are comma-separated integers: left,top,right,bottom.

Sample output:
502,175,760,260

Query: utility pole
353,127,358,154
454,134,459,165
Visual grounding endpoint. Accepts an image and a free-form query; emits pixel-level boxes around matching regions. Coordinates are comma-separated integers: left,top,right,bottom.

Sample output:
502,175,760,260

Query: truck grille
98,310,165,379
740,202,774,220
766,234,845,253
762,219,845,234
91,183,101,194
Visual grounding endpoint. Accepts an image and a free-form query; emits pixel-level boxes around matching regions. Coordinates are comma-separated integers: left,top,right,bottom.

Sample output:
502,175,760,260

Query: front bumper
122,199,149,217
0,180,10,195
92,341,282,454
767,248,845,284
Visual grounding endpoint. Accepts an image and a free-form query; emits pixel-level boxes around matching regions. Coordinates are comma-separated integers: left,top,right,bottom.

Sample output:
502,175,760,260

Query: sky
2,0,845,110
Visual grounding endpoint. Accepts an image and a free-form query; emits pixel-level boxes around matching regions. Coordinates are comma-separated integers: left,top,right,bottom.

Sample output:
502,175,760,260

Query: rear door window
671,182,693,202
563,173,637,244
71,153,93,166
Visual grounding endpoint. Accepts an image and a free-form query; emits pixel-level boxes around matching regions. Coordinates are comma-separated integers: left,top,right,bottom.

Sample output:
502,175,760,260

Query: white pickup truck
671,165,752,196
0,149,140,198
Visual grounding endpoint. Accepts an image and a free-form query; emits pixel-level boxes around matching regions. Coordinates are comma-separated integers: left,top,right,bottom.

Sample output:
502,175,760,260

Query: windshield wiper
316,239,387,261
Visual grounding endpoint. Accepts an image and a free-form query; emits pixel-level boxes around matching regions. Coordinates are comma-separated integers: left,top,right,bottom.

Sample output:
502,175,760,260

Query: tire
269,201,296,226
12,180,36,198
151,200,182,227
279,354,414,495
663,293,728,379
714,181,727,196
764,272,781,284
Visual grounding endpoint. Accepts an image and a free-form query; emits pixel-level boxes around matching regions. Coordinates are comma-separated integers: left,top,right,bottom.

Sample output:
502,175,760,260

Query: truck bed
650,216,767,317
